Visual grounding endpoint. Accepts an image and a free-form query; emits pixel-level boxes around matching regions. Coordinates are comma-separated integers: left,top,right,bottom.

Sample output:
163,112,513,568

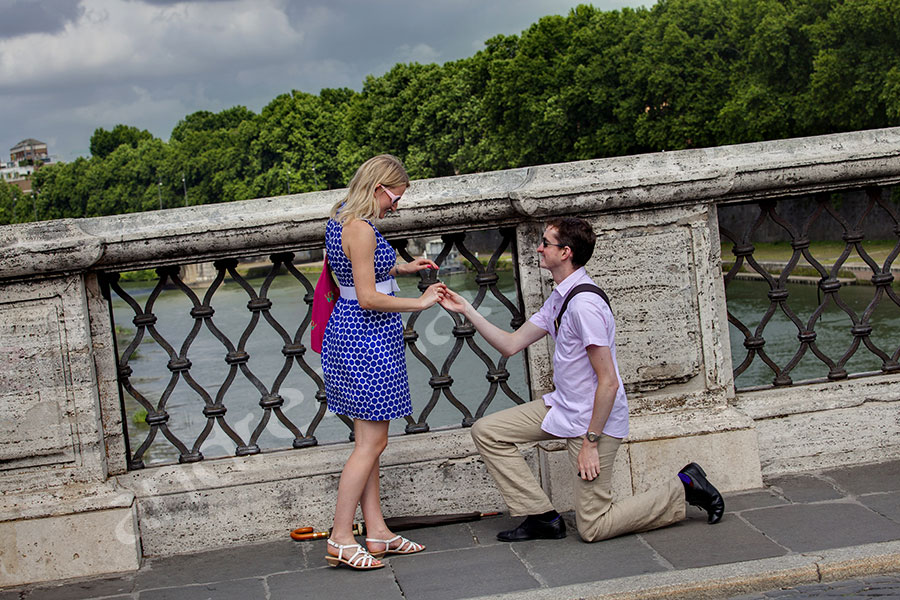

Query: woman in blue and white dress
321,154,446,570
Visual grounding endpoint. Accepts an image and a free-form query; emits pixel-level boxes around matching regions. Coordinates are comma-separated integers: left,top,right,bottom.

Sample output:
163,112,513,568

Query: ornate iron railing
720,186,900,390
102,228,526,469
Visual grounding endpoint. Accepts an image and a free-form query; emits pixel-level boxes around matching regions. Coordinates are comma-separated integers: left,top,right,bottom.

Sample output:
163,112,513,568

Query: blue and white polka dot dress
321,218,412,421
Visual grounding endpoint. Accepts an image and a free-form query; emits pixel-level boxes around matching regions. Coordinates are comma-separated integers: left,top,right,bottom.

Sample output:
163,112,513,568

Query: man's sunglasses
540,237,567,249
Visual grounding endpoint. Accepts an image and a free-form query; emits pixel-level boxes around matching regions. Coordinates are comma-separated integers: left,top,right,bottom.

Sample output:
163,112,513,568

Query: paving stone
35,597,132,600
287,534,316,569
862,574,900,583
268,565,403,600
20,575,135,600
823,460,900,495
725,489,789,512
742,502,900,552
385,521,481,553
134,539,301,590
463,512,521,546
818,580,863,593
861,574,900,584
739,572,900,598
858,491,900,524
462,511,581,548
766,474,844,503
763,590,801,597
639,511,786,569
512,530,666,586
138,577,264,600
810,581,872,595
389,545,540,600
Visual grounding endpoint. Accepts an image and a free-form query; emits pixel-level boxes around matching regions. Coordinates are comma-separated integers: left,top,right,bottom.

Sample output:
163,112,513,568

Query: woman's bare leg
329,419,389,557
359,433,425,556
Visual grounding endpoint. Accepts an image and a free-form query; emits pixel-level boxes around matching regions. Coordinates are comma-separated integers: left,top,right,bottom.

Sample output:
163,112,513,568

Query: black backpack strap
554,283,611,334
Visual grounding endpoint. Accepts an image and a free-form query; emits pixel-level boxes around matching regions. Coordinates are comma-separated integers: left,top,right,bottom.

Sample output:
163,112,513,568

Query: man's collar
552,266,588,298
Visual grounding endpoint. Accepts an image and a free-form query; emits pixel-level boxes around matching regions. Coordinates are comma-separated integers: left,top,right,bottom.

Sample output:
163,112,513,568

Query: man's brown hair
546,217,596,267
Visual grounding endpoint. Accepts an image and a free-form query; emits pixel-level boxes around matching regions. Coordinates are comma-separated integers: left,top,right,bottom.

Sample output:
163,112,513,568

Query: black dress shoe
679,462,725,524
497,515,567,542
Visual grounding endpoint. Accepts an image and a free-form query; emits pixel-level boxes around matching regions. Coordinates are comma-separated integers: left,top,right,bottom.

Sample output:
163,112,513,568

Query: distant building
10,139,49,164
4,139,55,194
8,177,33,194
1,160,33,186
424,239,465,274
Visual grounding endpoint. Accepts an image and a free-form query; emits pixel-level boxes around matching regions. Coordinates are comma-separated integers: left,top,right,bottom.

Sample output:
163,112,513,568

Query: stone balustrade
2,127,900,587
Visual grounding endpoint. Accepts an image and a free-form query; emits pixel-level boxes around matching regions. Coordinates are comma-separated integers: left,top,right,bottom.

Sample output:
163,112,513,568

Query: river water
113,272,900,466
726,279,900,388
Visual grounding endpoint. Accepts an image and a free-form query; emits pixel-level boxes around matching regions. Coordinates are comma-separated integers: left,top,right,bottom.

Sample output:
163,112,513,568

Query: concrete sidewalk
4,460,899,600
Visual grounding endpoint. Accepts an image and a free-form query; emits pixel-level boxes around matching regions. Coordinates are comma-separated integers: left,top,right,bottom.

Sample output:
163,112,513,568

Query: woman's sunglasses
379,184,402,206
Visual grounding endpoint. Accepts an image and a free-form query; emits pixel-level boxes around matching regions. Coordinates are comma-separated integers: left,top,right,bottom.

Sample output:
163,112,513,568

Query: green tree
478,16,582,168
90,124,154,159
626,0,738,151
715,0,842,143
253,88,354,196
30,158,92,219
564,5,651,158
167,106,259,206
170,107,255,142
337,64,439,179
404,58,488,177
0,180,28,224
802,0,900,133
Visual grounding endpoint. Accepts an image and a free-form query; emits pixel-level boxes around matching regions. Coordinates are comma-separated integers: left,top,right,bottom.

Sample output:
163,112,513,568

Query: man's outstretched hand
439,288,470,314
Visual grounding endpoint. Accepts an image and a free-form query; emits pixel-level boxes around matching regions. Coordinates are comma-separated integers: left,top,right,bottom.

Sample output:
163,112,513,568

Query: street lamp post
182,172,187,207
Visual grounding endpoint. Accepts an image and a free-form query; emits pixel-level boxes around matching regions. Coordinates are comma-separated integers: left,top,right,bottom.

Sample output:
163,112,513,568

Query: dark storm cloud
0,0,85,38
280,0,585,66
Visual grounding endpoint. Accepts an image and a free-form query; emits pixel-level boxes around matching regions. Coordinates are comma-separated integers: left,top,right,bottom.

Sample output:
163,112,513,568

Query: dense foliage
3,0,898,224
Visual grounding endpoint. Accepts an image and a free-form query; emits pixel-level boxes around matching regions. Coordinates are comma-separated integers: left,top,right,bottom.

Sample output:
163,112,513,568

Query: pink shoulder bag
310,257,339,354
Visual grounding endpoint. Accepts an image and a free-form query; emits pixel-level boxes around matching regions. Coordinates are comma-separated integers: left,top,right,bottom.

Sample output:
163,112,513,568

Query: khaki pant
471,400,686,542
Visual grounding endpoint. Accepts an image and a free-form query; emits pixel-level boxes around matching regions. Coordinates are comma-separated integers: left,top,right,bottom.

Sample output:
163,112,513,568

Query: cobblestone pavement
731,573,900,599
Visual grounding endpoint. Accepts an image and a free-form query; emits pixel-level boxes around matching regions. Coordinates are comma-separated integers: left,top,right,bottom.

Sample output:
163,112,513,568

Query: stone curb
468,540,900,600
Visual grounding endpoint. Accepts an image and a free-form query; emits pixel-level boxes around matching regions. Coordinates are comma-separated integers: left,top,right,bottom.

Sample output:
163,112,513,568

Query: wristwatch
585,431,601,443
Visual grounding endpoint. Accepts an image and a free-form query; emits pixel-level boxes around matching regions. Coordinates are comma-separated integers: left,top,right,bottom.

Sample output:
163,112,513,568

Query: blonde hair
330,154,410,224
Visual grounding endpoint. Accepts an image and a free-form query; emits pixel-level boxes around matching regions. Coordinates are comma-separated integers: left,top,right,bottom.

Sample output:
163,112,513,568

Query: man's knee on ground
577,526,608,543
577,521,595,543
575,517,611,543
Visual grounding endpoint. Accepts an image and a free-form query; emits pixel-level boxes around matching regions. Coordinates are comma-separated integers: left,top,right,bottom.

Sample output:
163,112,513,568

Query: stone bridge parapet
2,127,900,587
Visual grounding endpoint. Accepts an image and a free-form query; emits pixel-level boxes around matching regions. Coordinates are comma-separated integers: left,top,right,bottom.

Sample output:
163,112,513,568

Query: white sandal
325,538,384,570
366,534,425,558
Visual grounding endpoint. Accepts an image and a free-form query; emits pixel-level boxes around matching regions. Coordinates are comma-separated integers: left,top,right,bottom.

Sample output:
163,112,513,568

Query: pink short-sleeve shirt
529,267,629,439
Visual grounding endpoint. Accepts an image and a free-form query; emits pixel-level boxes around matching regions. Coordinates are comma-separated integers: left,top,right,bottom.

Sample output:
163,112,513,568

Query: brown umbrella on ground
291,511,501,541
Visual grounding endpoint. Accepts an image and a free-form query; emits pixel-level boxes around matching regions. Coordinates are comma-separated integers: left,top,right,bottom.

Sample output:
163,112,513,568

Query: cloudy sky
0,0,645,162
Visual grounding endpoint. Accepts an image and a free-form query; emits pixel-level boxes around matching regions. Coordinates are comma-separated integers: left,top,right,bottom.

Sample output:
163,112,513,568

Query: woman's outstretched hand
396,258,439,276
438,288,470,314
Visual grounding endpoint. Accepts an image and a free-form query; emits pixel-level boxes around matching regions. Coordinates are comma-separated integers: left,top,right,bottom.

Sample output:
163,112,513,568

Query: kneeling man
440,217,724,542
